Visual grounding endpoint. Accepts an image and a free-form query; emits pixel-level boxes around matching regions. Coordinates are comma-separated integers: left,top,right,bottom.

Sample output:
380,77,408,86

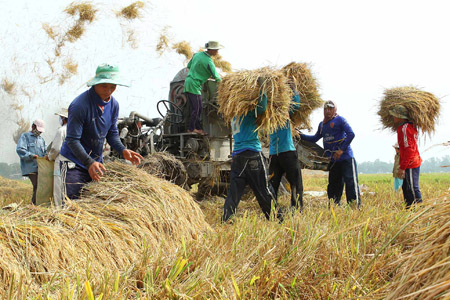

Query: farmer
16,119,47,205
222,80,283,223
300,100,361,208
57,63,143,201
269,84,303,210
389,105,422,208
183,40,223,135
46,108,68,207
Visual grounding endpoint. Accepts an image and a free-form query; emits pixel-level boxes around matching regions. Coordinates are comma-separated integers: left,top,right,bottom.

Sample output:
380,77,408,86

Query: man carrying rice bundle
268,82,304,211
389,105,422,208
300,100,361,208
57,64,143,201
183,40,223,135
222,80,283,223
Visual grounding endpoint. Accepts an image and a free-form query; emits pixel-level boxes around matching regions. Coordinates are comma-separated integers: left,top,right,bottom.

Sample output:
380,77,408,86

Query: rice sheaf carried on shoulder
378,86,441,136
217,67,293,134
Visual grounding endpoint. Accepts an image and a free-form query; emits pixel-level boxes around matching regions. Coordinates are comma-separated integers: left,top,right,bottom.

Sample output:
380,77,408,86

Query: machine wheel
157,100,184,124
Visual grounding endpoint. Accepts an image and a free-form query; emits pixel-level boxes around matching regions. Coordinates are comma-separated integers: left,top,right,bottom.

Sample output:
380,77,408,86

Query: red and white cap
33,119,45,133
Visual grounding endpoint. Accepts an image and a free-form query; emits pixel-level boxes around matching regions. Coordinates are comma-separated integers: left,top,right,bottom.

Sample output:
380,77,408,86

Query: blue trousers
60,161,92,200
402,166,422,208
328,158,361,207
186,92,202,131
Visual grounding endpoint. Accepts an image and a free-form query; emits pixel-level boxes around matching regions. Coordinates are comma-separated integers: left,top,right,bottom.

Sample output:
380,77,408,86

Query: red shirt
397,122,422,170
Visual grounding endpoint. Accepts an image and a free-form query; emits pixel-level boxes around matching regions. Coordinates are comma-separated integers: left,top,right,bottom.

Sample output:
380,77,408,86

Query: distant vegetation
359,155,450,174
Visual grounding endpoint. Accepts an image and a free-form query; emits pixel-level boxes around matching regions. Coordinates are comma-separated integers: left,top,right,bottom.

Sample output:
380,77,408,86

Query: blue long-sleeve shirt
269,92,301,155
59,87,126,169
16,131,47,175
300,115,355,162
231,93,267,155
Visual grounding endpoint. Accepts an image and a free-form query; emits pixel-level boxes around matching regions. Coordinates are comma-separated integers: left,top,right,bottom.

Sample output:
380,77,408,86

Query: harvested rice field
1,164,449,299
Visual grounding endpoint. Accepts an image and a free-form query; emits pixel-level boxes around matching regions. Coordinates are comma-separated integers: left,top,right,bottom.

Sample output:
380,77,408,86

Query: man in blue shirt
300,100,361,208
222,87,282,223
57,64,143,201
16,119,47,204
269,88,303,210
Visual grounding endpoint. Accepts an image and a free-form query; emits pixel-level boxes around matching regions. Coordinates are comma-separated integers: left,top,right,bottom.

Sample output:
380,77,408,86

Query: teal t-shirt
232,94,267,155
269,92,301,155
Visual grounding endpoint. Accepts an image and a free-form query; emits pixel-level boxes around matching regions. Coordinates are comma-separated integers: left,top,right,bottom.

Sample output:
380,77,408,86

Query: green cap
389,105,409,119
86,64,130,87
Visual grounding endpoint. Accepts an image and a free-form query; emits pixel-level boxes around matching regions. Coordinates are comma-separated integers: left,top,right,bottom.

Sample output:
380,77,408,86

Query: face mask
32,129,41,136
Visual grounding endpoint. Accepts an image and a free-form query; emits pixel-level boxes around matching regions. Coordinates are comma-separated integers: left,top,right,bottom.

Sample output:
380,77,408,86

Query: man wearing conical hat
183,41,223,135
390,105,422,208
57,64,143,202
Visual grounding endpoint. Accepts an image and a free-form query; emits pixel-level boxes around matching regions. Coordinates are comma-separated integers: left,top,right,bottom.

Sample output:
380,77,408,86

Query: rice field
0,169,449,299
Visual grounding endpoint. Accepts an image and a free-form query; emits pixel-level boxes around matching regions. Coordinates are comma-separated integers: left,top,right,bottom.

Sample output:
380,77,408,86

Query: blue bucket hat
86,64,130,87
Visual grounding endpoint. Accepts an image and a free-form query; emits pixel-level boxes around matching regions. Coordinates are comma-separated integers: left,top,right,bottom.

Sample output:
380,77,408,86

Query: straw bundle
378,86,441,135
118,1,145,20
217,67,293,134
282,62,322,130
0,161,210,287
139,152,188,187
172,41,194,61
383,196,450,300
212,54,232,73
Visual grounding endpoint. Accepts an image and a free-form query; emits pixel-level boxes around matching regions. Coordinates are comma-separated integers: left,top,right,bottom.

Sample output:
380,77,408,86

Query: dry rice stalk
1,78,16,95
0,161,210,286
212,54,232,73
156,27,171,56
172,41,194,61
42,23,58,40
282,62,322,130
383,195,450,300
139,152,187,187
118,1,145,20
378,86,441,136
64,2,97,23
64,60,78,75
13,118,30,144
66,23,84,43
217,67,293,134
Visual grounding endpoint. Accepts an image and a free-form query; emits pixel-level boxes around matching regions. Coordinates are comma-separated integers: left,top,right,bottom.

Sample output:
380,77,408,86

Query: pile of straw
118,1,145,20
172,41,194,61
282,62,322,130
382,196,450,299
378,86,441,135
139,152,188,187
217,67,293,134
0,161,210,287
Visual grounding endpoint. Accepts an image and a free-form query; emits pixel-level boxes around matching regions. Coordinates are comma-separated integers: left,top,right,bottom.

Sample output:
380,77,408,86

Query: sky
1,0,449,165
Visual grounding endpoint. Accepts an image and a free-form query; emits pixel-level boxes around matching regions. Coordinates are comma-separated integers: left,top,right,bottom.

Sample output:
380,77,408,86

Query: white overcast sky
1,0,449,165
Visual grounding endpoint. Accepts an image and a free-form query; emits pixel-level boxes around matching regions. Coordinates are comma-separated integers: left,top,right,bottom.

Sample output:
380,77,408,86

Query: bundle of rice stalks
118,1,145,20
0,161,210,287
172,41,194,61
212,54,232,73
378,86,441,136
217,67,293,134
382,195,450,299
64,2,97,23
282,62,322,130
139,152,187,187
